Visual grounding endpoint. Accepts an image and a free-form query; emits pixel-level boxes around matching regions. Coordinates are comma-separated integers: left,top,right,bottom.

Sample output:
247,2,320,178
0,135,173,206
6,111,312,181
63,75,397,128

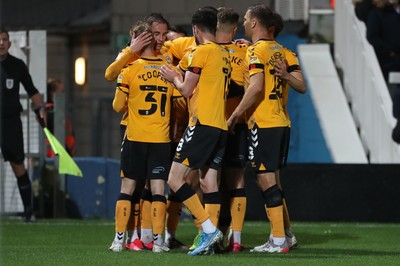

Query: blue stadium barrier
65,157,120,219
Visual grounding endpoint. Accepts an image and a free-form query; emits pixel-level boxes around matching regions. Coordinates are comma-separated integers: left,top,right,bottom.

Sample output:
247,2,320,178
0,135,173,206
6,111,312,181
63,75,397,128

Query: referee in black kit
0,27,46,223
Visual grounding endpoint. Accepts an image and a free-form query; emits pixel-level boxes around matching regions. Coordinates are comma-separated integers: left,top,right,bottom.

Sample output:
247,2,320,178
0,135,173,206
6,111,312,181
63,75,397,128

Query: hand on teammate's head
130,32,153,54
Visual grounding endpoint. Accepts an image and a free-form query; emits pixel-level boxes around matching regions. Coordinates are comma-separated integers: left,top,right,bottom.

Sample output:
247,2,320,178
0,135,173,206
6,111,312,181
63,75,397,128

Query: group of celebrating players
105,4,306,256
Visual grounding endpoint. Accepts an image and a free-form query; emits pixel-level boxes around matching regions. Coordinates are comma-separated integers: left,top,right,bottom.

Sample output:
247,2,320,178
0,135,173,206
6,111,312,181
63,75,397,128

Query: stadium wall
245,163,400,223
52,159,400,223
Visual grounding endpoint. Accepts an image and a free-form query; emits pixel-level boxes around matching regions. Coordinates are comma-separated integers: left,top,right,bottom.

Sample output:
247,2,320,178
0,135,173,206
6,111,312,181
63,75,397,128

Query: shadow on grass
223,247,400,259
291,231,359,245
241,231,400,258
244,231,359,246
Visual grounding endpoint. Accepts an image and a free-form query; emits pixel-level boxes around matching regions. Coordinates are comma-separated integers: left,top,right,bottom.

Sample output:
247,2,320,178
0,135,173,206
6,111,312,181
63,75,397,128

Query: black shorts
120,124,127,143
121,140,171,180
1,116,25,163
279,127,291,168
222,123,248,168
174,124,227,170
248,125,286,173
171,141,179,161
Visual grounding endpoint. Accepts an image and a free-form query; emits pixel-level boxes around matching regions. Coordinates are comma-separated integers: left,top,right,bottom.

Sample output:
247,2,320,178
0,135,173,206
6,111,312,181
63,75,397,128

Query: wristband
33,104,45,112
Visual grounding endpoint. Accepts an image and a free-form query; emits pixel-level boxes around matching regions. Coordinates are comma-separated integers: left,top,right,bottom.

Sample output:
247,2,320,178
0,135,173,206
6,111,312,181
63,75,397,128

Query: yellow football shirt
244,39,289,129
186,41,231,130
163,36,196,62
116,57,174,142
221,42,247,120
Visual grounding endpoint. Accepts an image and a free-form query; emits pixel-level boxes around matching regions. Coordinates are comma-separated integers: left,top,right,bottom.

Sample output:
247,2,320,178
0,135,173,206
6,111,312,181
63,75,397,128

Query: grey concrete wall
111,0,273,35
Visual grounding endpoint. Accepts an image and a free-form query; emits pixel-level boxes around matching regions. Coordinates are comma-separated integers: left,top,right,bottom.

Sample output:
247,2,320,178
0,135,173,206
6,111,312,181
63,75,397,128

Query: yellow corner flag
44,128,83,177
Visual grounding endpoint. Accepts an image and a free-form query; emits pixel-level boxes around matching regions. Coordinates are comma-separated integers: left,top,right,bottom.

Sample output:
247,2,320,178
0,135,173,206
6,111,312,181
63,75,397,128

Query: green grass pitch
1,218,400,265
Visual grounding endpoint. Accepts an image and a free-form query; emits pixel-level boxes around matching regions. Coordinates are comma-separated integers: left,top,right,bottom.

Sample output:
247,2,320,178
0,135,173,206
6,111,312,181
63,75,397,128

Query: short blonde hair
129,20,152,38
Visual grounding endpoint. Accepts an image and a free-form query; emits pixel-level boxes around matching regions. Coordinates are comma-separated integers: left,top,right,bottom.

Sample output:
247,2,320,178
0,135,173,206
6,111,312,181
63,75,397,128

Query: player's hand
274,59,290,80
33,105,46,128
130,32,153,54
234,38,252,46
160,65,181,83
227,112,239,133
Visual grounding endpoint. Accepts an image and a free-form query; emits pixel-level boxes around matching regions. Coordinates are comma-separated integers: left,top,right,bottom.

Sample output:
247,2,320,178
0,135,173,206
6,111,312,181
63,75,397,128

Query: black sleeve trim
188,66,202,74
117,82,129,89
287,65,300,73
117,87,129,95
249,63,264,70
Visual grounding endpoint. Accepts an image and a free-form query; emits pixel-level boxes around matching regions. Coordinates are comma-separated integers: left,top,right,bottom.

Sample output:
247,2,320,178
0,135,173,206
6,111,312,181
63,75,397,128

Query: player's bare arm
274,59,306,94
160,65,198,98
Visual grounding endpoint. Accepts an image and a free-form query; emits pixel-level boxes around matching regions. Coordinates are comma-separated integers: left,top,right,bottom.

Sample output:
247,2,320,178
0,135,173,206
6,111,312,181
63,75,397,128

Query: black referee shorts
1,116,25,164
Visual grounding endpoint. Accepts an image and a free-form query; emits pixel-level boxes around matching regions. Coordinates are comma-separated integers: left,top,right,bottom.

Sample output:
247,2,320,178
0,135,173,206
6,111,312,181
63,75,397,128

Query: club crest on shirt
165,55,172,64
6,79,14,89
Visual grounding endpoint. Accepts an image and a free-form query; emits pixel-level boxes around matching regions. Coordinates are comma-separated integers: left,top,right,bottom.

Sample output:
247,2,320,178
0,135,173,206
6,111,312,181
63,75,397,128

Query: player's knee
141,188,152,202
262,184,283,208
118,193,132,201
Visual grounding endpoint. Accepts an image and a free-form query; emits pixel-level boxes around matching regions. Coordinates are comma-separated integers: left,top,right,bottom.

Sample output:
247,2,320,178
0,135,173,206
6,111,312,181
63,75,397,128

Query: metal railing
334,0,400,163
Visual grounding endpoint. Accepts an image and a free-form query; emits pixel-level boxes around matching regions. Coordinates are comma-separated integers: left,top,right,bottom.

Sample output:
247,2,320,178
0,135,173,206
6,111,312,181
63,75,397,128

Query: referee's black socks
16,171,33,218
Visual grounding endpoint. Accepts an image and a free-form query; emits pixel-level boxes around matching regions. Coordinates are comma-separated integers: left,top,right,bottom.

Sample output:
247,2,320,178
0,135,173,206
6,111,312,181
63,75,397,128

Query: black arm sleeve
19,60,39,97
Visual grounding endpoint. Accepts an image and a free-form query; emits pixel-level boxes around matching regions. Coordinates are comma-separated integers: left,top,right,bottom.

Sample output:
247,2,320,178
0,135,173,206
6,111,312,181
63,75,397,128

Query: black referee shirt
1,54,39,118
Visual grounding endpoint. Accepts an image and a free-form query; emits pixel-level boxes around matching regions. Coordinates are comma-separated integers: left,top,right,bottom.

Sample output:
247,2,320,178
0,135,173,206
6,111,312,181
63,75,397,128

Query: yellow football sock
205,203,220,227
175,184,209,224
115,199,131,232
166,198,182,234
203,192,221,227
152,195,167,235
230,196,247,231
267,205,285,238
183,194,209,224
140,198,152,230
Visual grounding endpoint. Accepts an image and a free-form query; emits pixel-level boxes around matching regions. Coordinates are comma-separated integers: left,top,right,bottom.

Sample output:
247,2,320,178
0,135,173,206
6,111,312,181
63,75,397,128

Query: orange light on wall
74,57,86,85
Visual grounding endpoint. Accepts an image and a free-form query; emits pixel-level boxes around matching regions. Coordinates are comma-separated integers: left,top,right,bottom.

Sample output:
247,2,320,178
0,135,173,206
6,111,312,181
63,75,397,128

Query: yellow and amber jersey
157,46,174,66
163,36,196,71
244,39,289,129
163,36,196,62
120,111,128,126
186,41,231,130
107,46,173,82
115,48,174,127
105,46,139,126
105,46,139,82
116,56,174,143
220,42,248,121
282,47,301,127
162,37,194,139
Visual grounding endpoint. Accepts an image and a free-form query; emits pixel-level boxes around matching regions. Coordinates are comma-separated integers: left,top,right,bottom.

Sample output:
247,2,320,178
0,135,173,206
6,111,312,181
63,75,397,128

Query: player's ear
251,19,256,29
